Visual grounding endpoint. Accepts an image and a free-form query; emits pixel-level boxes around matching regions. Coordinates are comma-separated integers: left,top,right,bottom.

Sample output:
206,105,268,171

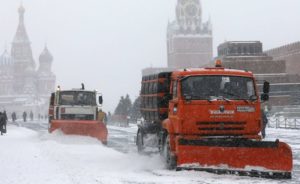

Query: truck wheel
163,135,177,170
137,130,144,153
48,117,52,133
48,123,51,133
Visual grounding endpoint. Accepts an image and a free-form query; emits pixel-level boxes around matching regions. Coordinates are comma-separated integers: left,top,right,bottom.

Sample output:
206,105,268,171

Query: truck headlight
237,106,255,112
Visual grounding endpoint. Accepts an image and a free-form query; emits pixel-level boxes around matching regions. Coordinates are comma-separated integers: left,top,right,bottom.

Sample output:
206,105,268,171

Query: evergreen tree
124,94,132,116
114,96,124,115
130,96,141,120
114,94,132,117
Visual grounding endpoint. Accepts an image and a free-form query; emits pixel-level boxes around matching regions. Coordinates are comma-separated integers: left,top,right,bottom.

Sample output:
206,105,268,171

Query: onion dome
0,50,14,66
39,46,53,63
18,4,25,15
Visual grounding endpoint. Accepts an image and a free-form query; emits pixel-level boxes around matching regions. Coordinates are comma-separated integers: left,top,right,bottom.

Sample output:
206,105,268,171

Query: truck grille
196,122,246,131
61,114,94,120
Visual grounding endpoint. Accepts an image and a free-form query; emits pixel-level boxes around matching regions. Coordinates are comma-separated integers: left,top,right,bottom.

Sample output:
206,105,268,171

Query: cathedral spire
11,3,35,72
13,3,30,44
19,2,25,22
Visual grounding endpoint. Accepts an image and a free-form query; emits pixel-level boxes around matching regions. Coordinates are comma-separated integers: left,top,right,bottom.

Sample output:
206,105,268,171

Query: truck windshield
181,75,256,100
58,91,96,106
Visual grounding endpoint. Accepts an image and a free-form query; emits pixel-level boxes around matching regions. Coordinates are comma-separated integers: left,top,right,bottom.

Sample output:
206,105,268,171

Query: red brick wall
265,42,300,75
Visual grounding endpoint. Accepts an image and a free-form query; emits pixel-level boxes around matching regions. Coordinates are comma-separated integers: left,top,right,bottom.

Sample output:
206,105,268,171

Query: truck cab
49,90,99,122
166,67,263,139
137,62,292,179
48,87,107,144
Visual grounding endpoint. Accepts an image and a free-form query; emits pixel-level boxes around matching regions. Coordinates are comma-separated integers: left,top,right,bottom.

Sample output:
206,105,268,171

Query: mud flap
175,138,293,179
50,120,108,144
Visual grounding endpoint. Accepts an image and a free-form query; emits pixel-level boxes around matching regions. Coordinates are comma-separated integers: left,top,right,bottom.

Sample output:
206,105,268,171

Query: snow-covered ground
0,121,299,184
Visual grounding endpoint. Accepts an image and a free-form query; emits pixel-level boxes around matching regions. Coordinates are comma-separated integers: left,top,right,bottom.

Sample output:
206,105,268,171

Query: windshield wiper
184,95,212,103
222,92,251,103
243,99,250,104
206,98,213,103
219,96,231,102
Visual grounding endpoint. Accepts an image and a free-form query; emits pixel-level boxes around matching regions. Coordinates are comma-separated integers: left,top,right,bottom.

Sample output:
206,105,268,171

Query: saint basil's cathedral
0,4,56,116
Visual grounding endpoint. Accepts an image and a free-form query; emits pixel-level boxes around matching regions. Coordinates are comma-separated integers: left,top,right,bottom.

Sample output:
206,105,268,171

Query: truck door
49,92,55,122
169,80,179,125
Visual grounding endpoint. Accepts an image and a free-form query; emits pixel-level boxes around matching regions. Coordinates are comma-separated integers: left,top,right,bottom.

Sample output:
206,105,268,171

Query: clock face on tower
185,4,198,17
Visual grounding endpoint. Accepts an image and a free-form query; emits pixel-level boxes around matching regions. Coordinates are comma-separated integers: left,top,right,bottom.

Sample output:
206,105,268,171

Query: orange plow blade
176,138,293,179
50,120,108,144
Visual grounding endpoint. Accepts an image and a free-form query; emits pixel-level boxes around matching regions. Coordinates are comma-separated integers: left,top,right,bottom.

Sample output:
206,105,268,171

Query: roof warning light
215,59,222,67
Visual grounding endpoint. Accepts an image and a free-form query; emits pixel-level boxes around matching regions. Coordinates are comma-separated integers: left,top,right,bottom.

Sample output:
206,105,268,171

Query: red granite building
215,41,300,106
265,41,300,75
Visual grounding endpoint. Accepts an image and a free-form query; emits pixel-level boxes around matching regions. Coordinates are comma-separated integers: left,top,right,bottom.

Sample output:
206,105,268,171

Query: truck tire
48,122,51,133
136,129,144,153
163,134,177,170
48,117,53,133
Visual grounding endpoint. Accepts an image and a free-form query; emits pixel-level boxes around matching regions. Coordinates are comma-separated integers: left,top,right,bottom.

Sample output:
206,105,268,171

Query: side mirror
263,81,270,94
163,94,172,101
50,93,55,106
98,96,103,105
261,93,269,101
167,94,173,100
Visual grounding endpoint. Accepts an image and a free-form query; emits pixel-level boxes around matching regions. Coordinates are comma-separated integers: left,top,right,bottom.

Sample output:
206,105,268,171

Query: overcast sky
0,0,300,112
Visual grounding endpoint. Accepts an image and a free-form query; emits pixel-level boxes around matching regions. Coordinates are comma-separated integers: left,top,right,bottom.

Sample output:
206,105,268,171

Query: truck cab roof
172,67,254,79
57,89,97,93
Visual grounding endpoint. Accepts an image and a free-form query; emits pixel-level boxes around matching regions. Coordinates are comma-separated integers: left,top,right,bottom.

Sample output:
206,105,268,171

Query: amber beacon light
215,59,222,67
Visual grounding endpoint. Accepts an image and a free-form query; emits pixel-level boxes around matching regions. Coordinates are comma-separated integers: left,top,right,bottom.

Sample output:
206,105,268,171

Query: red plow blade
176,138,293,179
50,120,108,144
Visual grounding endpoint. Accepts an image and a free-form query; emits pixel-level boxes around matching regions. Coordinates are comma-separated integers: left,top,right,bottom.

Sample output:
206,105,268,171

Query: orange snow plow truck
137,60,293,179
48,86,108,144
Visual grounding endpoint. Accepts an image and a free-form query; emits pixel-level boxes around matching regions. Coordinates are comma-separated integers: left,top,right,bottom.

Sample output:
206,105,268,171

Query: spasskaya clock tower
167,0,213,69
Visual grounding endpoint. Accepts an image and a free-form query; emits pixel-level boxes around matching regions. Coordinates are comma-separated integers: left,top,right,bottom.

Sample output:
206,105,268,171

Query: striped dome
39,46,53,63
